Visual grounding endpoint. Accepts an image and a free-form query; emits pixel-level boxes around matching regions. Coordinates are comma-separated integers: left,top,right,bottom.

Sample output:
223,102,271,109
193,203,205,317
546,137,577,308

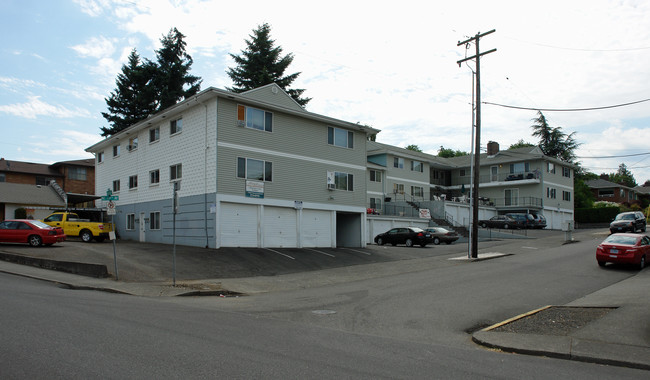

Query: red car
596,233,648,270
0,219,66,247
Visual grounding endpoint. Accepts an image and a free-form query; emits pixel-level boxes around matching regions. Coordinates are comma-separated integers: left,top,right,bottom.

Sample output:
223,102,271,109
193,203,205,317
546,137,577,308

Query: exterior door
491,166,498,182
139,212,146,242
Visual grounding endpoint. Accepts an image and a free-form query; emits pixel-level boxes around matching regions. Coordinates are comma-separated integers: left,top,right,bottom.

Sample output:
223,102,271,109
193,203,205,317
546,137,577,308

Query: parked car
528,212,547,229
596,233,648,269
374,227,433,247
42,212,114,242
505,213,533,229
478,215,521,229
424,227,459,245
609,211,647,234
0,219,66,247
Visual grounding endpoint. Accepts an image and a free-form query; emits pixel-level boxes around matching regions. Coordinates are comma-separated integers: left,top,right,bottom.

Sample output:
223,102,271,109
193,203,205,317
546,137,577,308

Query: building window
411,160,423,173
369,170,382,182
238,105,273,132
237,157,272,181
171,118,183,135
97,151,104,163
0,173,4,182
149,127,160,143
393,183,404,194
370,197,382,210
393,157,404,169
113,180,121,192
113,144,120,157
460,169,466,177
562,167,571,178
170,164,182,181
411,186,424,197
547,162,555,174
129,175,138,189
68,167,87,181
333,171,353,191
598,189,614,197
126,214,135,230
149,212,161,230
150,170,160,185
547,187,556,199
327,127,353,148
509,162,530,174
562,191,571,201
505,188,519,206
128,137,138,151
36,176,54,186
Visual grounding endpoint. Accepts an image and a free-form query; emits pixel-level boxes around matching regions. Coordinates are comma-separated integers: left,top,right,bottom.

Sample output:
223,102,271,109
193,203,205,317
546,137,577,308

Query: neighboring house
0,182,66,221
86,84,379,249
366,141,575,230
0,158,97,208
586,178,641,204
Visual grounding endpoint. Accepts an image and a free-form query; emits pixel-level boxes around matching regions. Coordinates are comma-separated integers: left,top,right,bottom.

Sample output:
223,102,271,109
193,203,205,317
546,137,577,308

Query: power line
483,97,650,112
503,36,650,52
578,152,650,159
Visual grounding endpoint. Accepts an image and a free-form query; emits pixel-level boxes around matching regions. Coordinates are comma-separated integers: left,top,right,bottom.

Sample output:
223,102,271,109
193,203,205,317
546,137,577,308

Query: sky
2,0,650,184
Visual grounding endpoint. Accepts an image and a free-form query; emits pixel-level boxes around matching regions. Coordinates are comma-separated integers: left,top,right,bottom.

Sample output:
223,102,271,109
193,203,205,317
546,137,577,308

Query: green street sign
101,195,119,201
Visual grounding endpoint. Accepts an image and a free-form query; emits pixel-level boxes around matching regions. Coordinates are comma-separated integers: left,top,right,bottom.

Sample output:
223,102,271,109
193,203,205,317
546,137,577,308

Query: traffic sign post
103,189,119,280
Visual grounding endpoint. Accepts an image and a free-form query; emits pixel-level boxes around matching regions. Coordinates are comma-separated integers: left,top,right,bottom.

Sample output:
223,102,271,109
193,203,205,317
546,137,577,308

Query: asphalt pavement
0,228,648,370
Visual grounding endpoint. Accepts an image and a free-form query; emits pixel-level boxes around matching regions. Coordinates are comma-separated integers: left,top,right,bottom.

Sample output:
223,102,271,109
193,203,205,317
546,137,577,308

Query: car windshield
615,214,635,221
603,235,638,245
29,220,51,229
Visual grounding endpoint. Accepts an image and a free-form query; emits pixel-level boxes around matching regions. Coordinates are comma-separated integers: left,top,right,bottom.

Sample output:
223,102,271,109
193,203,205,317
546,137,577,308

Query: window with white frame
112,179,120,192
150,169,160,185
149,127,160,143
562,166,571,178
171,117,183,135
599,189,614,197
393,157,404,169
370,197,381,209
393,183,404,194
149,211,161,230
505,188,519,206
460,169,466,177
369,170,382,182
97,151,104,163
547,187,556,199
170,164,182,181
113,144,120,157
68,167,87,181
327,127,353,148
547,162,555,174
509,162,530,174
411,160,423,173
562,191,571,201
129,175,138,189
333,171,353,191
238,105,272,132
237,157,272,181
128,137,138,151
411,186,424,198
126,214,135,230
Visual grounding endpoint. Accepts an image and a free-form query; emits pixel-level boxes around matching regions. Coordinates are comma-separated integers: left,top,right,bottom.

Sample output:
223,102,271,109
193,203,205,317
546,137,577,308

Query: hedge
575,206,620,223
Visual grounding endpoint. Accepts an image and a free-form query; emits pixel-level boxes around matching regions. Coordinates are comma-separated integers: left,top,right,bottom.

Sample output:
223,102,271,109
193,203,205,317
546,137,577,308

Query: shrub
575,206,620,223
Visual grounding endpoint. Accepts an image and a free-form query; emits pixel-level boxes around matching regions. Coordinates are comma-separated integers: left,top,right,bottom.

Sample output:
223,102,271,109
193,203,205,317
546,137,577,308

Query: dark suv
610,211,647,234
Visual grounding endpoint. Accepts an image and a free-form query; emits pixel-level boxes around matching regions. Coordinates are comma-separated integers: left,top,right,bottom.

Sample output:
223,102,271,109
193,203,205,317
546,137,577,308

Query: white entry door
139,212,146,242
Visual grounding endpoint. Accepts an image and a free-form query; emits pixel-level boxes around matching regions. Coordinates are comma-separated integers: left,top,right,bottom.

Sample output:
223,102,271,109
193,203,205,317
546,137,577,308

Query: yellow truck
43,212,114,243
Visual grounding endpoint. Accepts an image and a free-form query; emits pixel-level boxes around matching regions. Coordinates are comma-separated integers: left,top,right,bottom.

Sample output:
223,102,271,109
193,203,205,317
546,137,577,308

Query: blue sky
2,0,650,183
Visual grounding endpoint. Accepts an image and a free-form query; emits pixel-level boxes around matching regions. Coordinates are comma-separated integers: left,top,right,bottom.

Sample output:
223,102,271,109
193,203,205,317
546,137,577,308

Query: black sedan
374,227,433,247
479,215,521,229
424,227,460,245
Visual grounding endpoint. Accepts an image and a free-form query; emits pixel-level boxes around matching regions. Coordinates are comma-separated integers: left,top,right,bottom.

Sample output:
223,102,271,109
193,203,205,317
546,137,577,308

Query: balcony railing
454,170,540,186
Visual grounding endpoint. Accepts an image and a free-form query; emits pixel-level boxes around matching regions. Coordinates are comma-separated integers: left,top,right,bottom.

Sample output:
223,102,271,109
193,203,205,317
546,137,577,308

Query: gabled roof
241,83,304,112
586,178,636,191
634,185,650,195
443,145,574,168
0,182,66,206
0,158,62,177
51,158,95,168
366,141,454,168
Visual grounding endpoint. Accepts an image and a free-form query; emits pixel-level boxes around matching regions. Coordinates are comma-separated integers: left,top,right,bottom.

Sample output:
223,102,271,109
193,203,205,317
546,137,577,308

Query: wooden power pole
457,30,496,258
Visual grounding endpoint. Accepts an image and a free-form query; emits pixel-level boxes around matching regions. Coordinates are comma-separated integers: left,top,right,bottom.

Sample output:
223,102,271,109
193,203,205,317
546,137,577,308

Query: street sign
101,195,119,201
107,201,116,215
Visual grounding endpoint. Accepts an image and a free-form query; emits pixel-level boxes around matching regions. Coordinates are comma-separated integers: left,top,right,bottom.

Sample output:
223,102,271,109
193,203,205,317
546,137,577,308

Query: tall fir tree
101,49,157,137
227,23,310,107
531,110,579,162
153,27,202,111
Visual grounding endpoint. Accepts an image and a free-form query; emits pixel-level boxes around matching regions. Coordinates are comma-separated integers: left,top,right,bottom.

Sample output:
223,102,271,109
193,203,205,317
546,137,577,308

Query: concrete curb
0,251,108,278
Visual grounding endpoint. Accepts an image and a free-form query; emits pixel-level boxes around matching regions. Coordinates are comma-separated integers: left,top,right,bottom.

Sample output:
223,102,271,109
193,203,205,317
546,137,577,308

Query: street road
1,231,647,378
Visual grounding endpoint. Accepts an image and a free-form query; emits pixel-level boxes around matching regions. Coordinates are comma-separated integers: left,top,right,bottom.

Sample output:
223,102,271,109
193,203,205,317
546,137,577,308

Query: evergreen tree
437,146,468,158
609,163,637,188
508,139,535,150
531,111,580,162
101,49,157,137
153,27,202,111
405,144,422,152
227,23,310,107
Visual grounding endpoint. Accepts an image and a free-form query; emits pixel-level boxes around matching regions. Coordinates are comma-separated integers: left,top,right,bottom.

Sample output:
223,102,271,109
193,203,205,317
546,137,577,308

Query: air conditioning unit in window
127,144,137,151
327,183,336,190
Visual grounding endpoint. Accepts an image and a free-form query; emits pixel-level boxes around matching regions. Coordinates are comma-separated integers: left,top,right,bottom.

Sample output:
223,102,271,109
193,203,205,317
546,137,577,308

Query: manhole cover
312,310,337,315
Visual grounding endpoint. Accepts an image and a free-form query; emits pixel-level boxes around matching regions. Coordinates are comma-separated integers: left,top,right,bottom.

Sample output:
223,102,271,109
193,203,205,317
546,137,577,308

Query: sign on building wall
419,208,431,219
246,180,264,198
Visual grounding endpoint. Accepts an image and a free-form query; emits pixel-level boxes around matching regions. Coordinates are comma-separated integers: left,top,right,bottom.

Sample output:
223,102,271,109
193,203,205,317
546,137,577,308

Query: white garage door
263,207,298,247
369,220,394,243
220,203,258,247
301,210,332,247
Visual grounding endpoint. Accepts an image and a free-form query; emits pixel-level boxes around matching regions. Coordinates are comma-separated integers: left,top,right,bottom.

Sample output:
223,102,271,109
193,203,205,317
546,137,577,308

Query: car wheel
377,237,384,246
433,237,441,245
405,238,414,247
481,223,487,228
598,261,606,268
28,235,42,247
503,224,509,229
640,256,646,270
80,230,93,243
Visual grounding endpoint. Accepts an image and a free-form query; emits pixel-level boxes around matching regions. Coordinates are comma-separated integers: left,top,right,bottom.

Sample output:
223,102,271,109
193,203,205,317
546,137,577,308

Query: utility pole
457,30,496,258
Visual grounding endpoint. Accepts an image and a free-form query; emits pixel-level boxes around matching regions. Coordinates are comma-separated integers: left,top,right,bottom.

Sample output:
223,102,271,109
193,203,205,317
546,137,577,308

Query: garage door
263,207,297,247
369,220,393,243
220,203,258,247
301,210,333,247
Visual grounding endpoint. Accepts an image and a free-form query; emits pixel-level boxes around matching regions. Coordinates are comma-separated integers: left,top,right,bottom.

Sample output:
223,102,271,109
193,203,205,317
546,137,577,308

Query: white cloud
71,36,117,59
0,96,91,119
28,130,97,160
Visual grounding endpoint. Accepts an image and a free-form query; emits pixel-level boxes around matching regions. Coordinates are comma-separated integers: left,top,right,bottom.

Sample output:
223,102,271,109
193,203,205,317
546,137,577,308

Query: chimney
487,141,499,156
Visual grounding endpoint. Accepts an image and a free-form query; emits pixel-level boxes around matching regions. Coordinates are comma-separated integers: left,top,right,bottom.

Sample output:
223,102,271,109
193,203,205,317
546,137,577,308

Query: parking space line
264,248,295,260
306,248,335,257
343,248,371,255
